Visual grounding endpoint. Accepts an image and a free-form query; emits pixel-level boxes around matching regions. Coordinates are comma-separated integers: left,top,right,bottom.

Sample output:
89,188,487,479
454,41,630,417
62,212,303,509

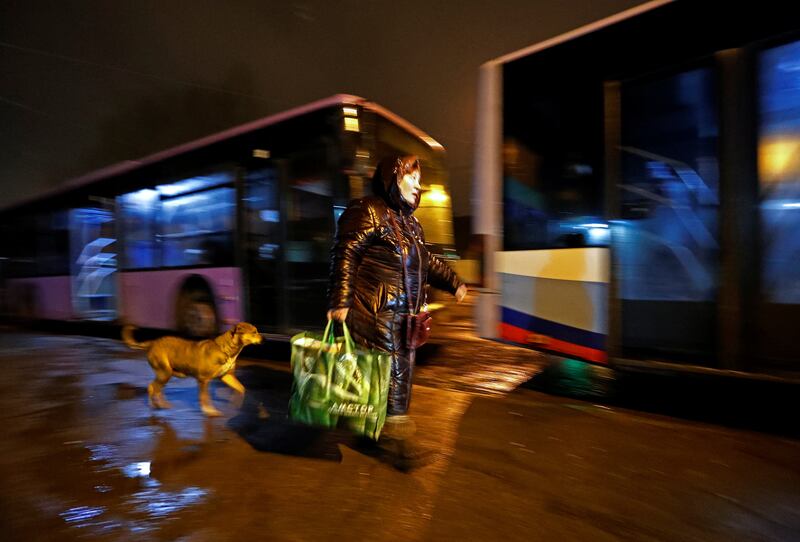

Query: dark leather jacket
328,194,462,355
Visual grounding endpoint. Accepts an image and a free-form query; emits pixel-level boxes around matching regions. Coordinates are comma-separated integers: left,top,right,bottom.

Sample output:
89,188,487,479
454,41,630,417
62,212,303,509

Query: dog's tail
122,325,151,350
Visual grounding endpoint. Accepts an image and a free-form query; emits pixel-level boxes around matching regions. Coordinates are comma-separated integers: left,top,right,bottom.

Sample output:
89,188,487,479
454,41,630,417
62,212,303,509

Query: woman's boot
379,415,438,471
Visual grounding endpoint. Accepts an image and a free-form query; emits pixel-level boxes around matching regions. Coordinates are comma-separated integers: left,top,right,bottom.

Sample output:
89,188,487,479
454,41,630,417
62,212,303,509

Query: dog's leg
221,373,246,409
148,375,172,409
221,373,245,395
147,353,173,409
198,379,222,417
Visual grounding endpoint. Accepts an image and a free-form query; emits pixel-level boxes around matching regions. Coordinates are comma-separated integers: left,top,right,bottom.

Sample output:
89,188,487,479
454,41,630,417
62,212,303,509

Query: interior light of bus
252,149,270,159
343,106,358,117
581,223,608,229
782,202,800,208
156,173,232,197
124,188,159,207
344,117,360,132
162,193,209,208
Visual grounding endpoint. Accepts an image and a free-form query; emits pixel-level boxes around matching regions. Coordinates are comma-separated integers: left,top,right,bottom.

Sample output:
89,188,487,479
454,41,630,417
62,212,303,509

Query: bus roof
486,0,672,67
2,94,443,212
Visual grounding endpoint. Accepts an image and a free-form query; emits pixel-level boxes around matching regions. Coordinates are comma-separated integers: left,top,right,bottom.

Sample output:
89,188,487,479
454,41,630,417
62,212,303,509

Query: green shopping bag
288,321,391,440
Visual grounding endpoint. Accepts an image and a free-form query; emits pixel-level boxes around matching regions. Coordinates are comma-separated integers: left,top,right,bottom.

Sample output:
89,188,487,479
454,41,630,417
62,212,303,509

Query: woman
327,155,467,462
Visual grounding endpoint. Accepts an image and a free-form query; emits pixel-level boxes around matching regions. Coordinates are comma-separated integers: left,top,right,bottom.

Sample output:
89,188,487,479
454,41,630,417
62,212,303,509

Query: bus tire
176,289,218,338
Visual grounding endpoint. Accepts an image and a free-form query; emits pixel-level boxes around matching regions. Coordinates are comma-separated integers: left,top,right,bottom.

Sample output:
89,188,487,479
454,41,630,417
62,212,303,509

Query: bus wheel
176,291,217,338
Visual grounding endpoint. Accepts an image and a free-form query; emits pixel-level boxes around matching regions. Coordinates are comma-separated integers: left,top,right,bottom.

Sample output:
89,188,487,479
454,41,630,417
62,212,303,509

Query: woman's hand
455,284,468,303
327,308,350,322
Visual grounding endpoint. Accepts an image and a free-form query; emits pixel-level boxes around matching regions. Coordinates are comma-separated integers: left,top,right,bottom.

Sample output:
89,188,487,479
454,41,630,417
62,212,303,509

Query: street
0,314,799,541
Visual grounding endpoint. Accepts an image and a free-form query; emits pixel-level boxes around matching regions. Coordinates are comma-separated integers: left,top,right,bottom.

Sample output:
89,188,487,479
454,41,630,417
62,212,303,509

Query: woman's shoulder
338,196,388,229
346,195,388,216
359,195,387,209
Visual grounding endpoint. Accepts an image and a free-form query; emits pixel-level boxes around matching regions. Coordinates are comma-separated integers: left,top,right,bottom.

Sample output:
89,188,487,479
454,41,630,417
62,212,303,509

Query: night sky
1,0,645,216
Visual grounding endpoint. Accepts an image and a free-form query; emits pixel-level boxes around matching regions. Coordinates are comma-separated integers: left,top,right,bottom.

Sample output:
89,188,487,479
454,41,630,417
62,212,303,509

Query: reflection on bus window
120,172,235,269
120,189,159,269
287,177,331,263
759,39,800,303
618,68,719,302
244,168,281,261
160,187,235,267
70,207,117,320
502,138,606,250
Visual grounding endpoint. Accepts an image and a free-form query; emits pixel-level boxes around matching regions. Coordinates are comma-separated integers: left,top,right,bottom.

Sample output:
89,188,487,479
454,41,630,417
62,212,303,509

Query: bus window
415,184,455,247
759,39,800,304
119,189,160,269
70,207,117,321
619,67,720,303
159,185,236,267
618,66,719,361
35,211,70,276
120,172,236,269
501,61,606,250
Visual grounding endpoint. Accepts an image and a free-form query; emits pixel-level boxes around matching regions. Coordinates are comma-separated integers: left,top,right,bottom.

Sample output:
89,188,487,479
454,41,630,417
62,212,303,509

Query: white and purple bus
473,0,800,376
0,95,456,337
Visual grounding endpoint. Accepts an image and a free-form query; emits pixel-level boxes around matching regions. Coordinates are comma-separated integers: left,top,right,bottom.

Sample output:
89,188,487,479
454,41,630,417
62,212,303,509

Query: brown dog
122,323,263,417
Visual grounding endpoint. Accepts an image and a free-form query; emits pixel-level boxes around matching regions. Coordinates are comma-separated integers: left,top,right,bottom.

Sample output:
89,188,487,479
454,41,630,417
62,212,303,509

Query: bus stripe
501,306,606,351
499,322,608,364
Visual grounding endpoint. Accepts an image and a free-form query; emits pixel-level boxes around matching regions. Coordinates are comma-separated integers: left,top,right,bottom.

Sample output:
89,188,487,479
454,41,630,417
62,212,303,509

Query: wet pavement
1,297,799,541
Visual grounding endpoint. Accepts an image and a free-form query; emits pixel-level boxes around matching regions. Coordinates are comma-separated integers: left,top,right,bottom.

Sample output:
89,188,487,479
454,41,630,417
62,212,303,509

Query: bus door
69,201,118,321
243,164,286,332
282,147,336,331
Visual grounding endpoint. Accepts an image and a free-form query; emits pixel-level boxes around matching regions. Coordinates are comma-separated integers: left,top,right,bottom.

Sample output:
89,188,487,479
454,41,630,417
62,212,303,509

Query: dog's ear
231,323,243,335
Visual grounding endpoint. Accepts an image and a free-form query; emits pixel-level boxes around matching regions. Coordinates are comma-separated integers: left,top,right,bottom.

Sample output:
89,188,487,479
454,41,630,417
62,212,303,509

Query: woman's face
398,169,421,206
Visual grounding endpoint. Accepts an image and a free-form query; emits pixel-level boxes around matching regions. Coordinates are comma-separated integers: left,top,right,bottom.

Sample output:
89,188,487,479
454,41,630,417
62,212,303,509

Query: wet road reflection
0,329,480,540
1,308,799,540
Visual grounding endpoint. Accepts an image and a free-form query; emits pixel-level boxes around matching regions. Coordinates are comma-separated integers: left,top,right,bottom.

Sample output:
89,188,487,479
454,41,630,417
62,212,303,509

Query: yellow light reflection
759,138,800,183
421,184,450,205
343,106,358,117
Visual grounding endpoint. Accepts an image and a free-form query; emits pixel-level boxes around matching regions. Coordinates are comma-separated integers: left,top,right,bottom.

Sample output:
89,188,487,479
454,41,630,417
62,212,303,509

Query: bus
0,95,456,338
473,0,800,377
